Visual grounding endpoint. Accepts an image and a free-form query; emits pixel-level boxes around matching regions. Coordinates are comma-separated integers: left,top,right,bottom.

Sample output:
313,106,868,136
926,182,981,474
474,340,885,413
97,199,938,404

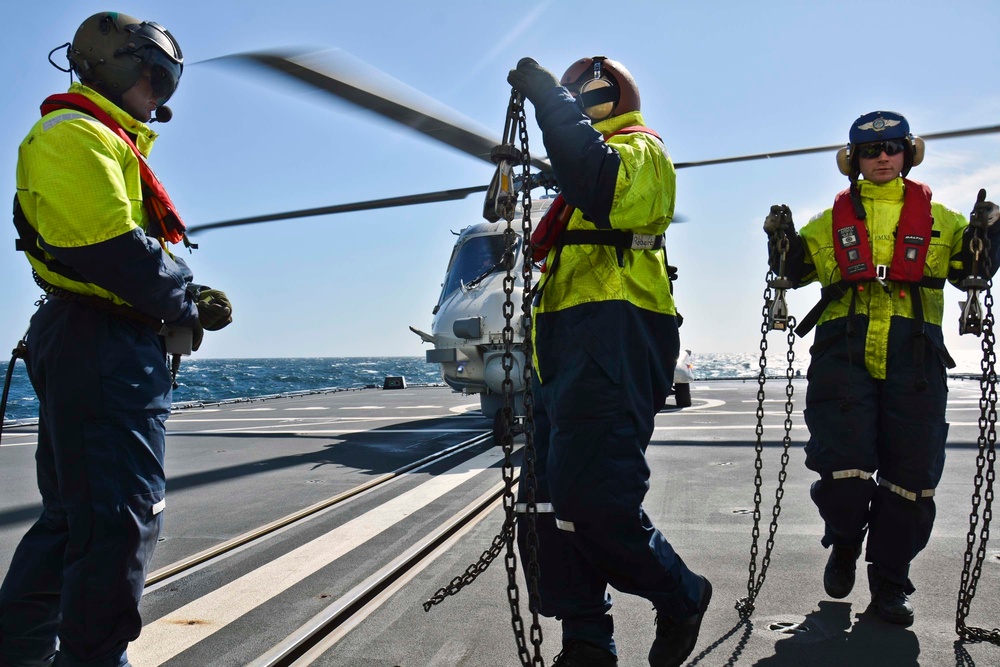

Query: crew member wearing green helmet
0,12,232,666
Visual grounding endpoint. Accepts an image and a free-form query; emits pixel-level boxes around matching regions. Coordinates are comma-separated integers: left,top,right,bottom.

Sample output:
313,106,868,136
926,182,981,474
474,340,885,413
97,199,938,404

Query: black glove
192,319,204,352
197,288,233,331
507,57,560,106
763,204,795,236
970,196,1000,231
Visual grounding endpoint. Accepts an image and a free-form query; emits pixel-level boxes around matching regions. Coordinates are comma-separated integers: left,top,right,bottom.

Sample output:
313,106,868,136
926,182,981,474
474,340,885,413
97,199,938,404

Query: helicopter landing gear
673,382,692,408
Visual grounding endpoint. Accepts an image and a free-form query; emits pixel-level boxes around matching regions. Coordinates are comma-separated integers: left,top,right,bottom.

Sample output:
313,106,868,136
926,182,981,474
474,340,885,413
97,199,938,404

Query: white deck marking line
0,441,38,448
168,429,489,438
232,408,276,412
653,424,810,431
168,414,465,424
130,447,504,665
339,406,386,410
283,407,330,411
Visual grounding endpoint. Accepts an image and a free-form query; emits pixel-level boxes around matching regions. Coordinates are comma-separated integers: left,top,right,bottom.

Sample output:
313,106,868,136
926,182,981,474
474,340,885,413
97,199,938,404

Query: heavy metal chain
422,90,545,665
956,230,1000,644
736,265,797,618
514,91,544,665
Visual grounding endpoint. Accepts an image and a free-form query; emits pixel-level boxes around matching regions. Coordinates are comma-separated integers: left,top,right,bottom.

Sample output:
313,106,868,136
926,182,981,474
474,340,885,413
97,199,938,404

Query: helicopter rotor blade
213,49,553,173
675,124,1000,169
188,185,487,234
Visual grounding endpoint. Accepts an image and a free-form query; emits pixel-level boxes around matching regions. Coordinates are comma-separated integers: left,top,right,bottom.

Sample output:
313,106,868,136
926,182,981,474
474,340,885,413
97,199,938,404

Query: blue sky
2,0,999,366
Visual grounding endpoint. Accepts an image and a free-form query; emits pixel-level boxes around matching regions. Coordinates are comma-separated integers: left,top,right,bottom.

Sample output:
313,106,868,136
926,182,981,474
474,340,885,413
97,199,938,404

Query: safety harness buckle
875,264,890,292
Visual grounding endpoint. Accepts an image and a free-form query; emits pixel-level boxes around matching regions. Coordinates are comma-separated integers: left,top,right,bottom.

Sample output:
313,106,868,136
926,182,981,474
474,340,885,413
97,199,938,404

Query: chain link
956,229,1000,645
736,269,797,618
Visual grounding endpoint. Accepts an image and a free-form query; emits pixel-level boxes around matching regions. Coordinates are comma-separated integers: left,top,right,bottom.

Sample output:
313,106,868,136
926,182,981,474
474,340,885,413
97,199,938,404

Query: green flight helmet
68,11,184,105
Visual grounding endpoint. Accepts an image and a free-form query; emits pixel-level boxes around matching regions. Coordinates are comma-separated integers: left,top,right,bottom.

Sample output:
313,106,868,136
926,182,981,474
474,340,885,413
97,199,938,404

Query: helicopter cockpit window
440,234,517,300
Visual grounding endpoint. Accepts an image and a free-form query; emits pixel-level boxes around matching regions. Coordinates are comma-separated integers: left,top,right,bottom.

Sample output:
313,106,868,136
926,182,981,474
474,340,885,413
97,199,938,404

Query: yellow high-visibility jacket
534,110,676,317
15,82,196,325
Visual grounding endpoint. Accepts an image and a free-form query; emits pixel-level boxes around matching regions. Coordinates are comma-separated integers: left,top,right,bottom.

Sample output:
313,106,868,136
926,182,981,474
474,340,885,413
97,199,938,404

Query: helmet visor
140,47,183,105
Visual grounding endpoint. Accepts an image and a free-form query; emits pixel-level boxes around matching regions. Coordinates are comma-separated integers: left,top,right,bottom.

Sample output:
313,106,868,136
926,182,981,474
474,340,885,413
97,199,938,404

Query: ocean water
0,351,988,423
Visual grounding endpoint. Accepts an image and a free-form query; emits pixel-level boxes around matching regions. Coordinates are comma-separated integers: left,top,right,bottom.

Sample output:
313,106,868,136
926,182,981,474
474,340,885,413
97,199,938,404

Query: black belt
48,290,162,331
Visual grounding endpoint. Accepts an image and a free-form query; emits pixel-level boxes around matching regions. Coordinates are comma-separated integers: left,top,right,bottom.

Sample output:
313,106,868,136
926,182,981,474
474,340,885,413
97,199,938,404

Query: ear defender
836,146,851,176
911,136,924,168
579,77,616,120
577,56,619,121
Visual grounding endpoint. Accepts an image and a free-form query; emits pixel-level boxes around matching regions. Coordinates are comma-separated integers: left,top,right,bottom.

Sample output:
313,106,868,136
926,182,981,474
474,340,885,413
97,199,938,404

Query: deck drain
769,621,809,635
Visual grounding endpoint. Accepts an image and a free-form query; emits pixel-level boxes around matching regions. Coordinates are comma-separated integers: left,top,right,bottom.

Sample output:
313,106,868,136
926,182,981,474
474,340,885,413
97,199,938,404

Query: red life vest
40,93,190,246
831,178,933,284
530,125,663,263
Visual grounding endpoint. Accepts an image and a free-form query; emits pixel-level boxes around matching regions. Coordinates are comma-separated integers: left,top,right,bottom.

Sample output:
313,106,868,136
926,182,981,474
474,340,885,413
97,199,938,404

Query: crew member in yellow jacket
762,110,1000,626
508,56,711,667
0,12,232,667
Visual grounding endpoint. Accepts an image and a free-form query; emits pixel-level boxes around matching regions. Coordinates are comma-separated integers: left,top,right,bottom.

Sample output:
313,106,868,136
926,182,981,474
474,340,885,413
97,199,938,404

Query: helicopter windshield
440,233,517,300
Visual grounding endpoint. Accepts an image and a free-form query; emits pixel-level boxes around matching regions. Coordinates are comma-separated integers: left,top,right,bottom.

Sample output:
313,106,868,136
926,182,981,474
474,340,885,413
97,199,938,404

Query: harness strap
12,196,89,283
795,276,946,338
559,229,665,251
35,272,162,331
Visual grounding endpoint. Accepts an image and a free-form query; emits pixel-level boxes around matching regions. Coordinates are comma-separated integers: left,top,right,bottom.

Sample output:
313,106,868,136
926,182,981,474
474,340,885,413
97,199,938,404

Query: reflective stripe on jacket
798,177,967,378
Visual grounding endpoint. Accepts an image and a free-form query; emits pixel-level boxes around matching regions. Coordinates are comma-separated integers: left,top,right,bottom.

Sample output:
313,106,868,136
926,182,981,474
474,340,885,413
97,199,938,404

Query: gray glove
763,204,795,236
507,57,560,106
970,199,1000,231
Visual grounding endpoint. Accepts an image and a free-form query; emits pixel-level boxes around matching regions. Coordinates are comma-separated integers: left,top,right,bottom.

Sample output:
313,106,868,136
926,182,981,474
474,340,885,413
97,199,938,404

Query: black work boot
648,576,712,667
823,544,862,599
868,567,914,626
551,640,618,666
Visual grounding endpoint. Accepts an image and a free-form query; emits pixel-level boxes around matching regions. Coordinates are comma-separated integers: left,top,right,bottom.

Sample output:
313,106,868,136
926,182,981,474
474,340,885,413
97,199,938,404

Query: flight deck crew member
507,56,711,667
0,12,233,666
762,110,1000,625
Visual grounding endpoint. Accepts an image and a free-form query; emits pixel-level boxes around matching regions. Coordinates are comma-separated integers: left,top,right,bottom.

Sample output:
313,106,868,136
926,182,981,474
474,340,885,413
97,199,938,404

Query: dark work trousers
803,316,949,593
0,299,170,667
516,301,703,655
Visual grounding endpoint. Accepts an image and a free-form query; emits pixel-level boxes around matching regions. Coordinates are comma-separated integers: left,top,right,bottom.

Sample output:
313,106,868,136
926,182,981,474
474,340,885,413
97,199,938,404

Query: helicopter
187,49,1000,419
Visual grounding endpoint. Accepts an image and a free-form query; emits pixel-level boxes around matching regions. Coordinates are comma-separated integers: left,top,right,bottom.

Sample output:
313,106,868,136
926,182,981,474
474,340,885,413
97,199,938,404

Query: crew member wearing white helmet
508,56,711,667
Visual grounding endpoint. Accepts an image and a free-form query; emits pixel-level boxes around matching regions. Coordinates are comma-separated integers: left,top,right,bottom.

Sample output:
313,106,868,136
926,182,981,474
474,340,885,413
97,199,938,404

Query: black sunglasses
856,139,907,160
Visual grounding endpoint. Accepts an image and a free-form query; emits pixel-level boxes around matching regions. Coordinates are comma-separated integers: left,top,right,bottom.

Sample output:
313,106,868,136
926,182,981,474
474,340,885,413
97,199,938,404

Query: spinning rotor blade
216,49,552,173
188,185,487,234
192,48,1000,233
675,124,1000,169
